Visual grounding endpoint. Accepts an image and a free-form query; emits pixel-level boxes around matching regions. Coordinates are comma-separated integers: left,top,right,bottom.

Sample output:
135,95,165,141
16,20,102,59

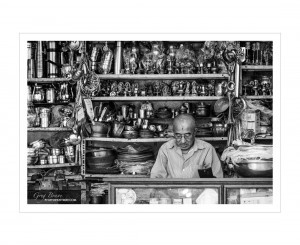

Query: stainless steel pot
233,160,273,178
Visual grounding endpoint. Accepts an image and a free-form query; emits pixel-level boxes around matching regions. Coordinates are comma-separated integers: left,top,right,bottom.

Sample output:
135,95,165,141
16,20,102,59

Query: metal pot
233,160,273,178
211,118,227,137
195,102,210,117
90,122,111,137
86,148,115,158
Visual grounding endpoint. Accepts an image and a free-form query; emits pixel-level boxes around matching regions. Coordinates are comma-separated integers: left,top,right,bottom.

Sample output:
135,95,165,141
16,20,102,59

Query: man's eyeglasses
174,133,192,140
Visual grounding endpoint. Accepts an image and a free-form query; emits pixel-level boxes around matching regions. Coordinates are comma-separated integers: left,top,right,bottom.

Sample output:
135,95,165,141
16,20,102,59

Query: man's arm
150,146,168,178
206,145,223,178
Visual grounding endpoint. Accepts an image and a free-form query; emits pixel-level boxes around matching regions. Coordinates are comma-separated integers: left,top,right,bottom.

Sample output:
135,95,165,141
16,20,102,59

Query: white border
20,33,280,213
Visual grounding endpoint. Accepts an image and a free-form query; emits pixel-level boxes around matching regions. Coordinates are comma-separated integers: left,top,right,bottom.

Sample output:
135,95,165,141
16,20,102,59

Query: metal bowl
86,148,115,158
233,160,273,178
122,130,139,139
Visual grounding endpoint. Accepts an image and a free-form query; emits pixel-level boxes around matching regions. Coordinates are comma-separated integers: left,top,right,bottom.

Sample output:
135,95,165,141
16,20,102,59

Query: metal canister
114,41,122,74
27,86,33,103
27,59,36,79
47,41,60,78
52,155,58,164
40,159,48,165
46,88,55,103
36,41,45,78
40,117,49,128
90,46,100,71
47,155,54,164
98,44,113,74
51,148,61,155
58,155,65,164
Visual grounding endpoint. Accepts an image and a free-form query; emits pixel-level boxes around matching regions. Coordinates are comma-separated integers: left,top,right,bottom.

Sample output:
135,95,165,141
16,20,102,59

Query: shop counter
103,178,273,204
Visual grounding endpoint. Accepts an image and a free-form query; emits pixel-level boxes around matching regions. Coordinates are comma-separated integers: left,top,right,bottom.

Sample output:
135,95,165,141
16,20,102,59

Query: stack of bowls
139,129,154,138
86,148,117,174
122,125,139,139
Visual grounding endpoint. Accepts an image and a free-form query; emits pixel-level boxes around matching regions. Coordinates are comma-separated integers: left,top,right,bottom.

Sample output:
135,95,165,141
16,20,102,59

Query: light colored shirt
150,139,223,178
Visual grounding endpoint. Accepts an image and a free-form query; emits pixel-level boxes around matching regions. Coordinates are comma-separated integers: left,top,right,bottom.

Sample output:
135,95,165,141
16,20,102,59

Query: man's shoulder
160,139,176,150
194,139,214,149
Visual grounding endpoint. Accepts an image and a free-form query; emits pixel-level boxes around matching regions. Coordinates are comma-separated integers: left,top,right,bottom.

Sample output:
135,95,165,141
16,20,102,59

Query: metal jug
32,84,45,102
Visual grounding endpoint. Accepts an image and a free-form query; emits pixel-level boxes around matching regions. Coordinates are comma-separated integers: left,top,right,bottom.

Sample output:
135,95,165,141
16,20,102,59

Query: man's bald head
173,114,196,132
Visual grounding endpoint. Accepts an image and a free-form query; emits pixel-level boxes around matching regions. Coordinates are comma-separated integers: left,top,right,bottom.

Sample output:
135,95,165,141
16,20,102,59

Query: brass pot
195,102,210,117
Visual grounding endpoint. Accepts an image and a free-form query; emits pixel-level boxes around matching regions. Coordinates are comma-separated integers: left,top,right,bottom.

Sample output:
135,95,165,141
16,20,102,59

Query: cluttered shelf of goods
27,40,273,205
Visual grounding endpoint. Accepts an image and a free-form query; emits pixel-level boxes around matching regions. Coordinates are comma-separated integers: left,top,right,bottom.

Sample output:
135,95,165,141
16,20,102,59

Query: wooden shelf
90,96,222,101
27,174,83,181
244,95,273,99
27,163,79,169
27,127,73,132
84,137,228,142
255,136,273,140
85,174,148,178
31,102,73,106
241,65,273,71
95,74,229,80
27,78,70,83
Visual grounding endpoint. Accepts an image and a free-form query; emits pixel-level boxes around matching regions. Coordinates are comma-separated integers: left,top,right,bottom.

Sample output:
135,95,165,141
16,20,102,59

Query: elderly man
150,114,223,178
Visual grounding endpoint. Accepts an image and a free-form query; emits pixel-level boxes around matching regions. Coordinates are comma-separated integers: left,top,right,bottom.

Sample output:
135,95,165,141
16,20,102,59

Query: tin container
58,155,65,164
27,59,36,79
172,198,183,204
40,159,48,165
36,41,45,78
48,155,57,164
159,198,171,204
47,41,60,78
40,117,49,128
149,198,159,204
51,148,61,156
52,155,58,164
46,88,55,103
183,198,192,204
139,109,145,119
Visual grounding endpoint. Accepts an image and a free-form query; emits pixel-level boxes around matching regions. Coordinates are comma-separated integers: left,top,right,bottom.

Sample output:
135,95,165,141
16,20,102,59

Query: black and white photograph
1,0,300,245
24,39,275,206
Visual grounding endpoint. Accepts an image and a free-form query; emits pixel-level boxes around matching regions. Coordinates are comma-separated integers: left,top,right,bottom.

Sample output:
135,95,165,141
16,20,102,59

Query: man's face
173,122,196,150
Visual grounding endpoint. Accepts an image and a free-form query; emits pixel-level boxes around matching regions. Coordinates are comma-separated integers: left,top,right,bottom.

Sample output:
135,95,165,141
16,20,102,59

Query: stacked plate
116,145,154,162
